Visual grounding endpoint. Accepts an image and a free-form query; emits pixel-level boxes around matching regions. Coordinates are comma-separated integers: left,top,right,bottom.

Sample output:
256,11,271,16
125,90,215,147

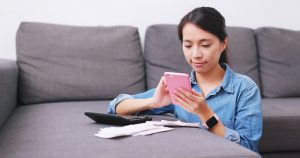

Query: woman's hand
150,77,172,108
173,88,212,118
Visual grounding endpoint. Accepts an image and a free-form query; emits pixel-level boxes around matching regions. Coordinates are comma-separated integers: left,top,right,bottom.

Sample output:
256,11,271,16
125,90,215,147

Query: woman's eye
184,45,192,48
202,44,210,48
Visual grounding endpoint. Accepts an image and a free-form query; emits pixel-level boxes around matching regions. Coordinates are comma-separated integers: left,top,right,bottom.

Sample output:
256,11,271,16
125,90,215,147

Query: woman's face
182,23,227,74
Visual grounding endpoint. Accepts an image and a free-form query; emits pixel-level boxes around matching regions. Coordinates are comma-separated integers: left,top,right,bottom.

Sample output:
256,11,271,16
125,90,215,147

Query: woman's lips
193,61,207,68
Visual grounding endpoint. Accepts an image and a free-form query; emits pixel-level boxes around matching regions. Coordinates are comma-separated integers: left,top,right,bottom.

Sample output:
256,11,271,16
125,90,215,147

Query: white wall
1,0,299,60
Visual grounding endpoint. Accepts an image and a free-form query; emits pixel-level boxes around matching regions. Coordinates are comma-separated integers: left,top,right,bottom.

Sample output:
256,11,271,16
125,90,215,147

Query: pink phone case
164,72,192,105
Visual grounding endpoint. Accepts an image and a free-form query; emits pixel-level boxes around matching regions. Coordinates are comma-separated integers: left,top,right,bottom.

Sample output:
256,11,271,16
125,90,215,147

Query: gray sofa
0,22,299,158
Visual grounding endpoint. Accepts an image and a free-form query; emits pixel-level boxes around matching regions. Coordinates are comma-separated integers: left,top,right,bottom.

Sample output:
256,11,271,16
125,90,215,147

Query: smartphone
164,72,192,105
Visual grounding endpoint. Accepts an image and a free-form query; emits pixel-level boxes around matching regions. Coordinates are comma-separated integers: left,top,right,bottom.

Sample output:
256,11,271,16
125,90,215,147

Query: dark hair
178,7,228,64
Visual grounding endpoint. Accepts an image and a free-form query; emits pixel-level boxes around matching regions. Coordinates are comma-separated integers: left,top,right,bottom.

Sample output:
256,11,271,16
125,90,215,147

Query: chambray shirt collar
189,63,234,94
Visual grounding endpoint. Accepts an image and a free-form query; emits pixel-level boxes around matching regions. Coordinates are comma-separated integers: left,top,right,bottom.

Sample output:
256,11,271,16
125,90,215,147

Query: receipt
94,120,199,139
145,120,200,127
132,126,173,136
95,124,159,138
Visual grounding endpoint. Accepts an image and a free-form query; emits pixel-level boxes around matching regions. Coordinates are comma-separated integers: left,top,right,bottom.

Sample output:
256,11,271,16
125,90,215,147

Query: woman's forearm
196,105,225,137
115,98,155,115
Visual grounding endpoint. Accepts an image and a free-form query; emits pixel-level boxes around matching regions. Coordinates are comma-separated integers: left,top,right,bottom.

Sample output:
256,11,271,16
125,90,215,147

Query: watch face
206,116,218,129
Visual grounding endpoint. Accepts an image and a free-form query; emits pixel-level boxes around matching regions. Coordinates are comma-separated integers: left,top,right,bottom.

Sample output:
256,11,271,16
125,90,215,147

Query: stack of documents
94,120,199,139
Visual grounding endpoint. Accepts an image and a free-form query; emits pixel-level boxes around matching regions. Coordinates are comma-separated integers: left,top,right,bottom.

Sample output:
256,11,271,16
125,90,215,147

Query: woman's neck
195,64,225,89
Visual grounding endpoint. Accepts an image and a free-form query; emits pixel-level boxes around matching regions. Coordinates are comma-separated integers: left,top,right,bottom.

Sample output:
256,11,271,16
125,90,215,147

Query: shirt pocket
222,120,234,129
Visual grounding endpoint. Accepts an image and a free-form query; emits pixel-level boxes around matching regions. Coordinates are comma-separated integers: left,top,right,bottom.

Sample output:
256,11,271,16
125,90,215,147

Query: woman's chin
192,66,207,74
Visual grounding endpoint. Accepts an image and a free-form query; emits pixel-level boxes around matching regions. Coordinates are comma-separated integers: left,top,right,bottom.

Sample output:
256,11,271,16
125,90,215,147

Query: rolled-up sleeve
107,88,174,115
107,94,133,114
224,127,240,144
224,83,262,153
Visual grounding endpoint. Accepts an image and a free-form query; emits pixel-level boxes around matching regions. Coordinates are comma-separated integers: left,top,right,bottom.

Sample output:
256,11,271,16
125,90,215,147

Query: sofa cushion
16,22,145,105
0,101,260,158
259,98,300,152
256,27,300,97
144,25,261,89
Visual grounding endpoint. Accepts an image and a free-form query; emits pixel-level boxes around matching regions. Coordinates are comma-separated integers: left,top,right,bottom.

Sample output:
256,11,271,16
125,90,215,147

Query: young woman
108,7,262,153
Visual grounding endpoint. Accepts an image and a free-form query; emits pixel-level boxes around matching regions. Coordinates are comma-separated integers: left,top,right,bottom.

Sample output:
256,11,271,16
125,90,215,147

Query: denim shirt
107,64,262,153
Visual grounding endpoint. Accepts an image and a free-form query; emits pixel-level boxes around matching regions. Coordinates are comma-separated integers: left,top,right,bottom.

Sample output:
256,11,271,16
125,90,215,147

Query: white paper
145,120,199,127
95,124,158,138
132,126,173,136
94,120,199,139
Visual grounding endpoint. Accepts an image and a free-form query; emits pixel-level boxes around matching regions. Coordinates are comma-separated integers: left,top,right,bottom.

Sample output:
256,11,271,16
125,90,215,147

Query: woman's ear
221,37,228,52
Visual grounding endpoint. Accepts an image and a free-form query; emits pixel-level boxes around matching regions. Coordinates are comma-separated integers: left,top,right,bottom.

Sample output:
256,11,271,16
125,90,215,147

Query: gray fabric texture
256,27,300,97
16,22,145,105
144,24,192,89
0,101,260,158
226,27,261,89
144,25,261,89
259,98,300,152
262,151,300,158
0,59,18,129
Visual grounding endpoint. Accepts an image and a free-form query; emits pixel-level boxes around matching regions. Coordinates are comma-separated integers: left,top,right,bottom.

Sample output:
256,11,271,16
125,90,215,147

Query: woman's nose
192,47,203,58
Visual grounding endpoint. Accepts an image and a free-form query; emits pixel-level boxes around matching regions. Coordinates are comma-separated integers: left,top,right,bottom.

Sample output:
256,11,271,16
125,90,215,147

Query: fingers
175,88,194,104
173,93,192,112
173,88,206,112
191,89,204,98
177,88,203,105
172,88,195,112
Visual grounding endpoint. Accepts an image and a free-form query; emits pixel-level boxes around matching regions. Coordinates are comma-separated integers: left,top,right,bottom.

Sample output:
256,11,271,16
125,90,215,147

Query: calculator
84,112,152,125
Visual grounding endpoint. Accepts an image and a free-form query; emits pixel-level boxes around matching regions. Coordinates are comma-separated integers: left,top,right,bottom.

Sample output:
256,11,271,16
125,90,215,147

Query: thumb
162,76,167,85
157,77,166,91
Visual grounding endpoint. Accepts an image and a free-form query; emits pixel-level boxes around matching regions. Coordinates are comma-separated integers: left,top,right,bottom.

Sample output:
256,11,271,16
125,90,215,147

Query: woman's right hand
150,77,172,108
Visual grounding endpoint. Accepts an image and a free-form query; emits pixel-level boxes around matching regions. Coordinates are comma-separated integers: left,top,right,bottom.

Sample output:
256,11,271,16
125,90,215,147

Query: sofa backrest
16,22,300,105
256,27,300,97
16,22,145,105
226,27,261,89
144,24,261,90
144,25,192,89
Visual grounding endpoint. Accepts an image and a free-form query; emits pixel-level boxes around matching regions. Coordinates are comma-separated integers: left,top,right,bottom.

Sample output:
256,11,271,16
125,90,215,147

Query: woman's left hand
173,88,209,116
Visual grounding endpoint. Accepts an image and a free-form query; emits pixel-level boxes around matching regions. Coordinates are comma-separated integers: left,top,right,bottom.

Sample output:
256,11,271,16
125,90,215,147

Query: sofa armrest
0,59,18,129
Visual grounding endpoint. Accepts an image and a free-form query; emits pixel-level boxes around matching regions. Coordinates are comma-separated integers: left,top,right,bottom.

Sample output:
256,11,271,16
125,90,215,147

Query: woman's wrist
147,98,157,109
195,103,215,122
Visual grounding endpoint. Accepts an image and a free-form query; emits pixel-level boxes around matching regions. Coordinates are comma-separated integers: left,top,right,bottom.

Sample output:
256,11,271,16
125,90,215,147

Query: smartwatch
203,113,219,129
